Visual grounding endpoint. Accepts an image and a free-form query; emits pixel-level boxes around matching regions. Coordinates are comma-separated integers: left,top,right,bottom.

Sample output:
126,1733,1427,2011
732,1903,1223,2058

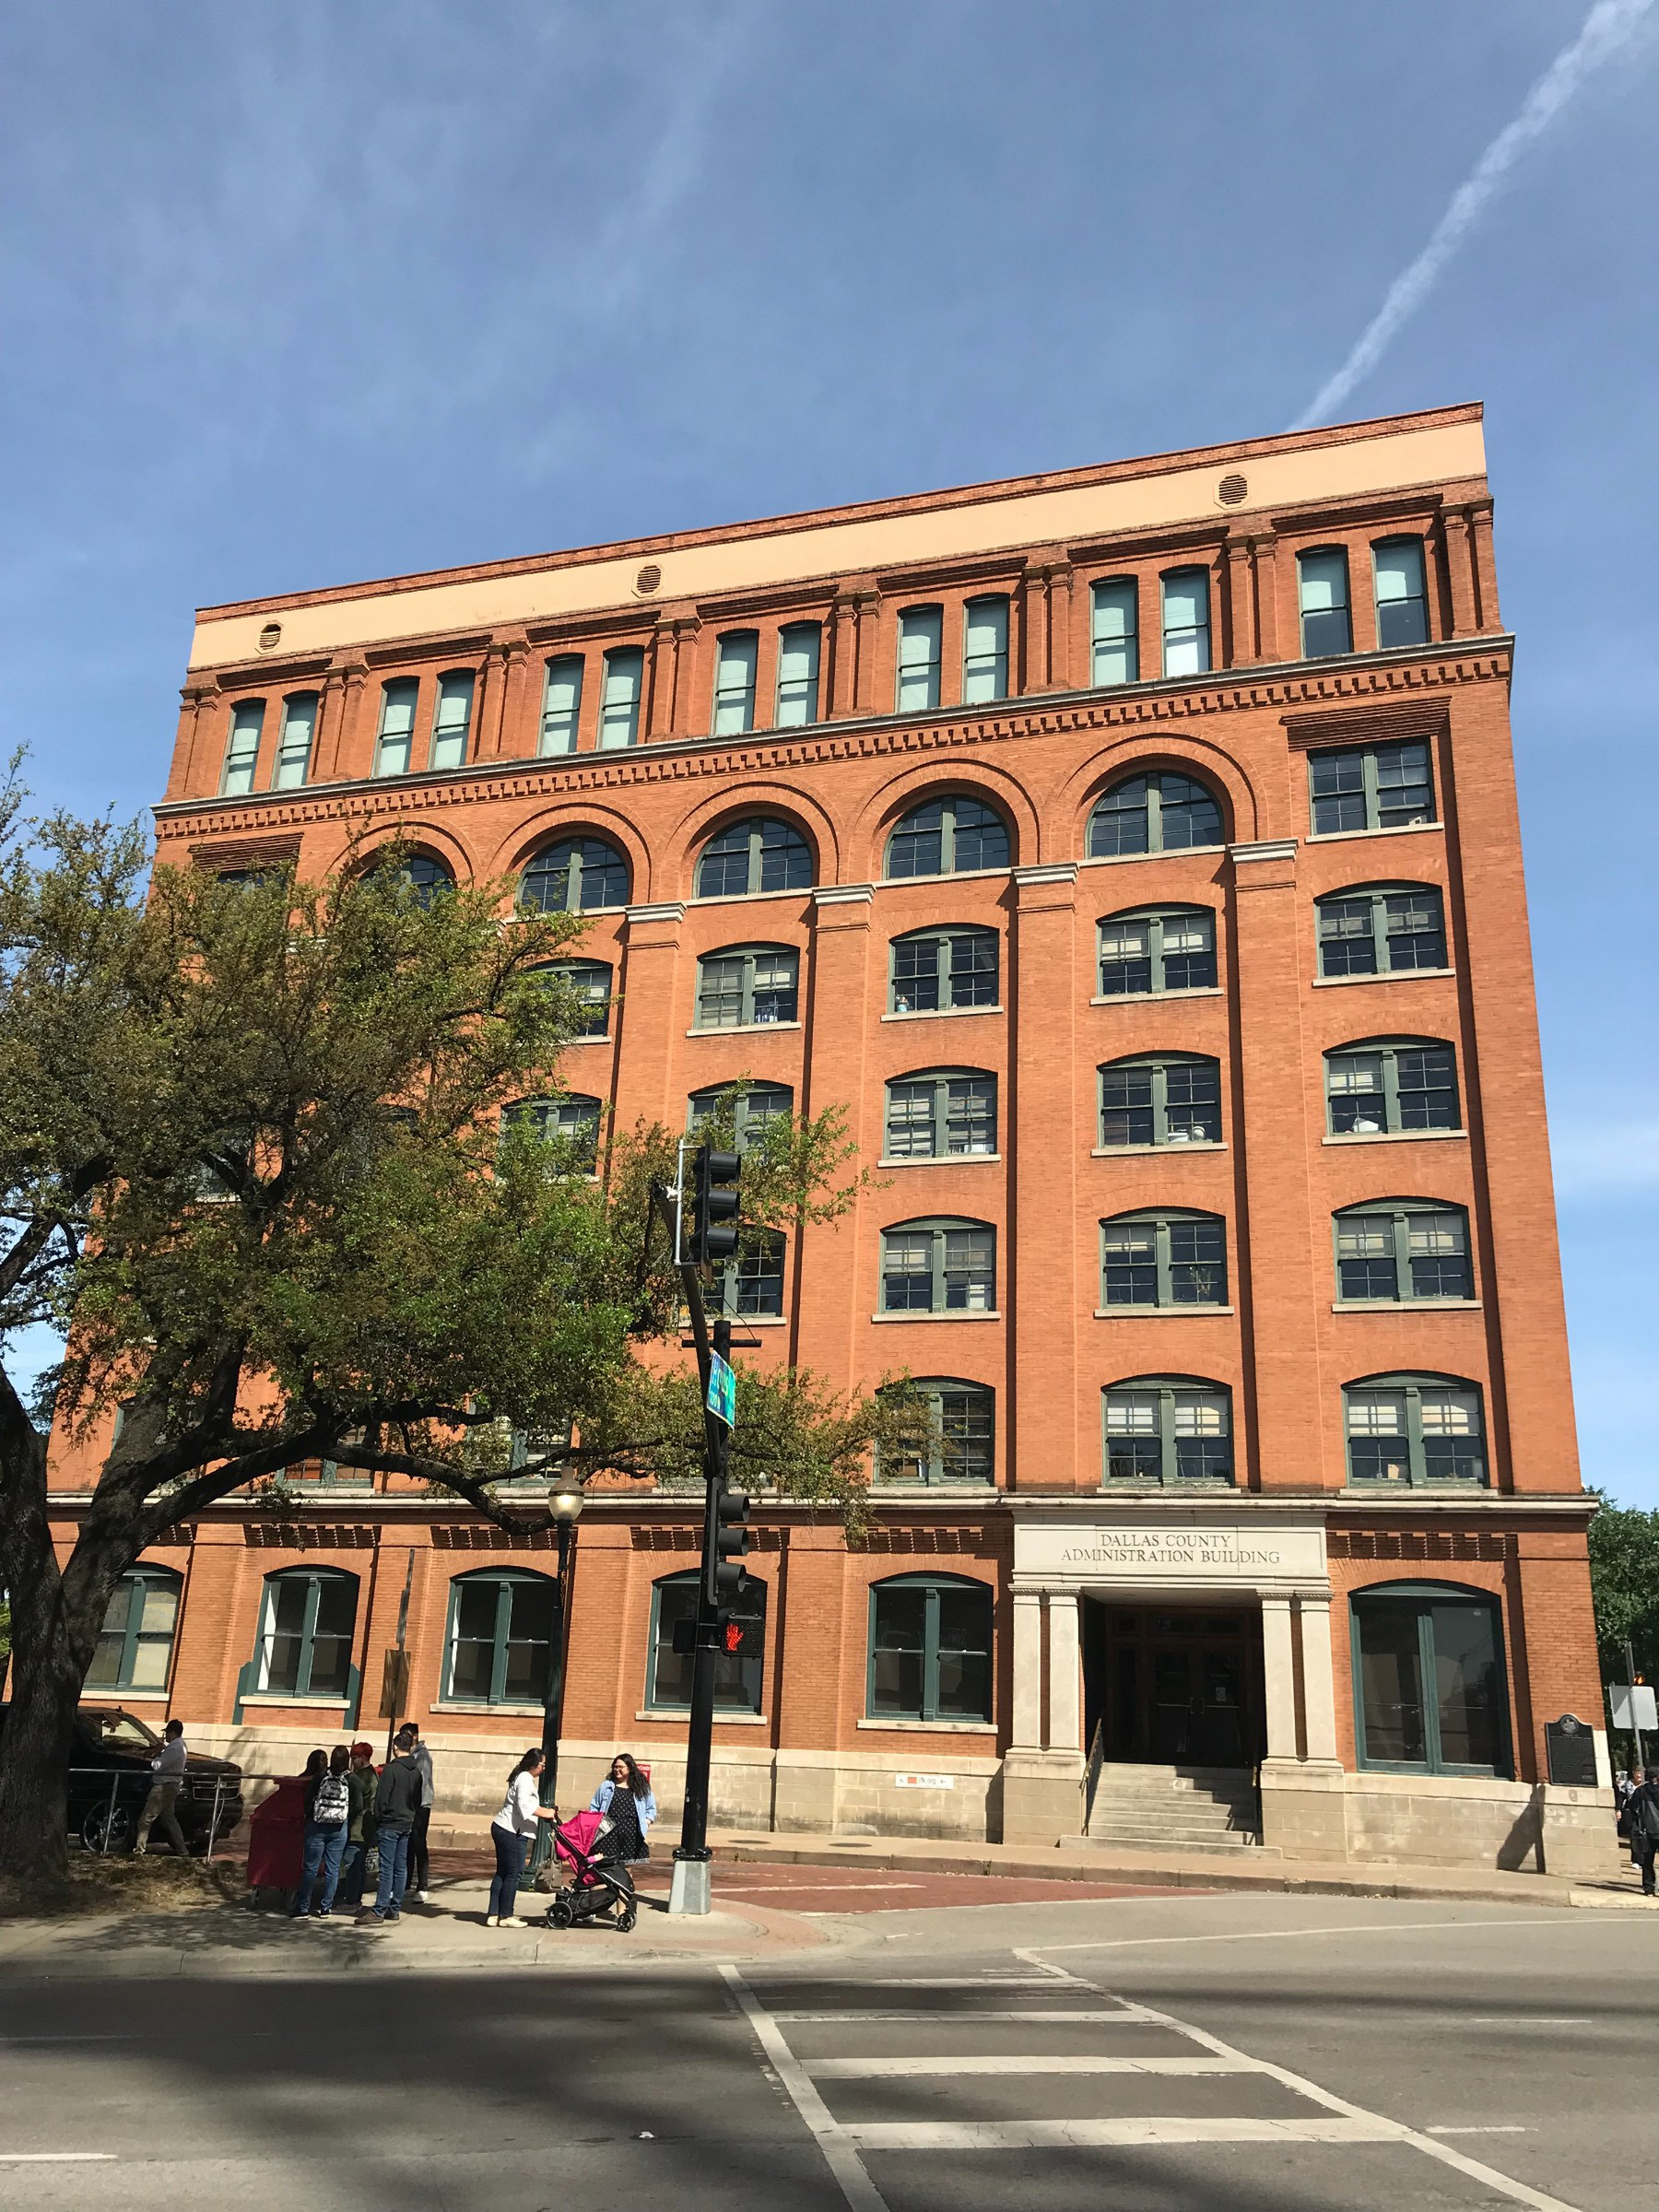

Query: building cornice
155,639,1515,841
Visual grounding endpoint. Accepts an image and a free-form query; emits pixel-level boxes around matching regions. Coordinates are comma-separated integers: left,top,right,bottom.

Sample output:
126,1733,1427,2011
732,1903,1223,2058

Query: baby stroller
543,1807,638,1934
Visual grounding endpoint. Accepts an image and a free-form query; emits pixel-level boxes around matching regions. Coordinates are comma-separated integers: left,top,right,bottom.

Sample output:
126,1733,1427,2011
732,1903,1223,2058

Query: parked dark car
0,1702,245,1854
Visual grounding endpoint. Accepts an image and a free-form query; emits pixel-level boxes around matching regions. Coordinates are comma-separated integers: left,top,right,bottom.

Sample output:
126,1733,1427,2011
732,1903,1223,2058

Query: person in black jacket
1627,1767,1659,1897
360,1724,423,1924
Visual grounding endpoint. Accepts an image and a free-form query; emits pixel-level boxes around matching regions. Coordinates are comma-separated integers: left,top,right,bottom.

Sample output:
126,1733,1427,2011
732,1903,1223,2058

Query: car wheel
80,1799,137,1855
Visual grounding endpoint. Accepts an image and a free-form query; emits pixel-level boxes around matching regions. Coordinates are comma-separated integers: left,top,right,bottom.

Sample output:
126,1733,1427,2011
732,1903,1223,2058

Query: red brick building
52,404,1613,1870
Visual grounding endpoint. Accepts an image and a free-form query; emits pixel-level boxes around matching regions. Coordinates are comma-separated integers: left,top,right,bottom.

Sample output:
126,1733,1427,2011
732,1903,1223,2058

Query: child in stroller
543,1806,638,1934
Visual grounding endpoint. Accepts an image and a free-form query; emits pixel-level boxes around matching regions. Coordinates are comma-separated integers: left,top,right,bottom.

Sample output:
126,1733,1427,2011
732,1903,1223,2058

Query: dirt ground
0,1850,245,1920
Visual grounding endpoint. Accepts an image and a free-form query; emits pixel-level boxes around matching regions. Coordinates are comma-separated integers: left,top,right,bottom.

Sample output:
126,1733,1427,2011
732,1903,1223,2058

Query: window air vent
257,622,282,650
635,563,662,594
1217,474,1248,507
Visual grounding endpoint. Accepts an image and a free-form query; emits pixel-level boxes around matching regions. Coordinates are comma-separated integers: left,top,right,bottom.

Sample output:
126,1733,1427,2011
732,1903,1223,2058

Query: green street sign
707,1351,736,1429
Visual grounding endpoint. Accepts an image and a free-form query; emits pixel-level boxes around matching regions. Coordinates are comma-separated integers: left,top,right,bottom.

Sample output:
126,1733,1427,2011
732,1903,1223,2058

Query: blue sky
1,3,1653,1500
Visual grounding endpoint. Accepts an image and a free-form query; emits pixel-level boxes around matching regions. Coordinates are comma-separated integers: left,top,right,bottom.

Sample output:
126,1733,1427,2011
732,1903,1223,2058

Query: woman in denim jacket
589,1752,656,1862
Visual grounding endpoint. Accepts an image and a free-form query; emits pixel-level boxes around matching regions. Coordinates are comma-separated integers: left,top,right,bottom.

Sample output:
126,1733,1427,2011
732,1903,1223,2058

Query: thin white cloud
1550,1120,1659,1201
1293,0,1657,429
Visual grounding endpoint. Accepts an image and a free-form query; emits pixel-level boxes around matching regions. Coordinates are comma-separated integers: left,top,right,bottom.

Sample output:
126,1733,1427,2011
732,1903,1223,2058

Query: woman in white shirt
487,1747,558,1928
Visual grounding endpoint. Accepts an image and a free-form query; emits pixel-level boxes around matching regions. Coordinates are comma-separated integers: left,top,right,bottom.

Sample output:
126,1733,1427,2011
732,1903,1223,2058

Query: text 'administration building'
54,405,1612,1872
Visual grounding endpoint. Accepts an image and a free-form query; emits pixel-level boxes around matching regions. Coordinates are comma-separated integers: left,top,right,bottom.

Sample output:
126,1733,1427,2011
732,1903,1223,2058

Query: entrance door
1084,1604,1265,1769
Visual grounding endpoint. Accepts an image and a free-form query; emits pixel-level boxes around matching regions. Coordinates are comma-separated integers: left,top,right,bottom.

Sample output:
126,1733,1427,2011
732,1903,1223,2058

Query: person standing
338,1743,378,1912
406,1723,435,1904
487,1747,558,1929
135,1717,189,1856
292,1747,351,1918
1627,1767,1659,1897
589,1752,656,1864
360,1724,423,1924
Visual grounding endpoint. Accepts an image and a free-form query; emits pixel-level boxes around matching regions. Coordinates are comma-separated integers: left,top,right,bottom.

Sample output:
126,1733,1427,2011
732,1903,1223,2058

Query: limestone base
1000,1747,1085,1846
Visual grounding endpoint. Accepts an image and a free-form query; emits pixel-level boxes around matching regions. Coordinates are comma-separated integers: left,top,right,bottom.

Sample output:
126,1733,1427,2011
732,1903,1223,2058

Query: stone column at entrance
1258,1589,1347,1859
1001,1584,1085,1847
1048,1591,1081,1754
1298,1595,1340,1763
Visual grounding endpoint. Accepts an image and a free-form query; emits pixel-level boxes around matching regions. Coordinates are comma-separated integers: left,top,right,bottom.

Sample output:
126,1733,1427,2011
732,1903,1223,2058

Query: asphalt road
0,1890,1653,2212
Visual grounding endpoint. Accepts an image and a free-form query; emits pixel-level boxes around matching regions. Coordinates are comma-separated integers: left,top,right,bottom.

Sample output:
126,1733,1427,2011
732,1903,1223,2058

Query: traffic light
707,1483,751,1611
691,1145,742,1265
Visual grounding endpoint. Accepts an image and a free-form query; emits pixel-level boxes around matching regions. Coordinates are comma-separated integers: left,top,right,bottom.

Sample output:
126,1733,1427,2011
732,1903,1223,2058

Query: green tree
1586,1490,1659,1684
0,788,922,1883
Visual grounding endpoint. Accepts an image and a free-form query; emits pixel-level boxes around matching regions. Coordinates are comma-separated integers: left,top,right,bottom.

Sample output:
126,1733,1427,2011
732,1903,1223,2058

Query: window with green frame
880,1218,995,1313
253,1569,359,1700
648,1571,766,1712
888,927,999,1014
885,794,1010,878
540,959,613,1038
443,1571,557,1705
1088,771,1223,857
884,1069,996,1159
1334,1201,1472,1304
1326,1040,1460,1136
1100,1211,1227,1309
501,1094,602,1173
1344,1372,1486,1487
1351,1582,1510,1775
1097,908,1217,997
696,816,814,899
694,946,799,1030
87,1567,182,1691
867,1573,994,1722
715,1229,786,1318
1103,1379,1231,1485
1309,738,1435,836
1099,1054,1221,1148
519,836,629,914
876,1378,994,1487
1316,885,1447,977
688,1081,794,1150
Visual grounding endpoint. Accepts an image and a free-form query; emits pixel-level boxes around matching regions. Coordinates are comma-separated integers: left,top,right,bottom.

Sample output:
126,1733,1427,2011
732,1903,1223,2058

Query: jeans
488,1824,527,1920
294,1819,347,1914
338,1838,371,1910
1635,1837,1656,1895
373,1827,411,1918
410,1806,431,1891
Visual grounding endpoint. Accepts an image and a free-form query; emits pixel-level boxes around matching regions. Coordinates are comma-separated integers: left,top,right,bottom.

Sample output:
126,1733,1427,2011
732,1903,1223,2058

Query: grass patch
0,1852,247,1921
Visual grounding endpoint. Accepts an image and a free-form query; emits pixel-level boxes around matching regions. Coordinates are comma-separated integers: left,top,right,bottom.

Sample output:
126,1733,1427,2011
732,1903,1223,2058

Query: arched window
885,1069,996,1159
1160,569,1211,676
1325,1040,1460,1136
599,647,644,749
1309,738,1435,836
889,926,999,1014
1334,1201,1472,1305
502,1094,602,1172
220,700,265,795
429,669,476,770
1088,771,1223,857
1351,1581,1510,1774
1344,1373,1486,1487
374,849,454,909
877,1379,994,1487
694,945,798,1030
880,1218,995,1314
649,1570,766,1712
1099,1054,1221,1149
775,624,821,727
896,606,944,712
273,693,318,790
688,1082,794,1149
712,631,759,735
88,1566,182,1692
886,794,1010,878
1298,547,1353,657
374,678,418,777
1316,885,1447,978
542,959,612,1038
1101,1211,1227,1310
520,836,629,914
961,595,1010,703
540,655,584,755
696,817,814,899
444,1570,557,1705
719,1229,786,1317
1091,578,1139,686
1373,538,1430,649
1104,1378,1231,1486
254,1568,359,1700
1097,908,1217,997
867,1573,993,1723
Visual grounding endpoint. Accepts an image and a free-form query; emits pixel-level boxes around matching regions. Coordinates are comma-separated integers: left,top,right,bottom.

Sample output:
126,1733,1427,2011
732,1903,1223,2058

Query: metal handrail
1081,1718,1106,1828
68,1763,264,1864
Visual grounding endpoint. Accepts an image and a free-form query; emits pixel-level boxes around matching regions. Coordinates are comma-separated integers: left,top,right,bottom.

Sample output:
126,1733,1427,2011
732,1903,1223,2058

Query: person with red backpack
291,1745,352,1918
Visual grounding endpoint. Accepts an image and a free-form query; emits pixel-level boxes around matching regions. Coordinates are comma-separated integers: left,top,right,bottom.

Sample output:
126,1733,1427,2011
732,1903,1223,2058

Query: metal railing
68,1765,254,1864
1081,1718,1106,1828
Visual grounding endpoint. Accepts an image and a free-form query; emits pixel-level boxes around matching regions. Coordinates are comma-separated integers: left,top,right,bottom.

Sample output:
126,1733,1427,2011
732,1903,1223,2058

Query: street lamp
538,1484,584,1815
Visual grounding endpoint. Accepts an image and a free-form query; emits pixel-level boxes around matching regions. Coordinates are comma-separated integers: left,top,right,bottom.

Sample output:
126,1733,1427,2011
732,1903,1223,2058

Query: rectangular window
868,1581,993,1722
775,624,820,727
1161,570,1210,677
885,1076,996,1159
712,632,759,735
896,607,943,712
1374,539,1430,649
272,697,316,790
540,657,583,755
1298,548,1353,657
1310,740,1435,835
221,701,265,795
723,1235,785,1318
940,1225,993,1314
429,671,475,770
1091,579,1139,686
1355,1595,1506,1773
882,1230,936,1311
651,1577,764,1710
696,949,798,1030
599,648,644,748
961,597,1009,704
374,680,418,776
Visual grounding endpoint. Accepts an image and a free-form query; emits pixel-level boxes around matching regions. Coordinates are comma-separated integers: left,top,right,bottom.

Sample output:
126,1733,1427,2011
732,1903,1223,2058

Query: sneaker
498,1915,527,1930
416,1888,431,1902
484,1913,499,1928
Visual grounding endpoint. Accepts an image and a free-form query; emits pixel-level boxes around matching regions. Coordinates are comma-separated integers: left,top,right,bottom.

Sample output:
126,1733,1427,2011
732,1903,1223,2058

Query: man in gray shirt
135,1719,188,1856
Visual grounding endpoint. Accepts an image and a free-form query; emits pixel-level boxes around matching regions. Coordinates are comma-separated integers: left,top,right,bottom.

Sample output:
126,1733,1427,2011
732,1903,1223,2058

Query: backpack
1634,1789,1659,1843
313,1771,350,1827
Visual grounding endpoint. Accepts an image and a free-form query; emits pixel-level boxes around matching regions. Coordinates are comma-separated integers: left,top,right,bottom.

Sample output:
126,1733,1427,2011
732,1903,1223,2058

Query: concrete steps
1085,1762,1265,1852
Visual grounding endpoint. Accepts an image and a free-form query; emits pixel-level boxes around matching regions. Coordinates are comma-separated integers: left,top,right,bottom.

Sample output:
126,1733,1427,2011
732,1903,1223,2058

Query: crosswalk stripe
806,2055,1257,2077
841,2117,1405,2149
769,2007,1159,2023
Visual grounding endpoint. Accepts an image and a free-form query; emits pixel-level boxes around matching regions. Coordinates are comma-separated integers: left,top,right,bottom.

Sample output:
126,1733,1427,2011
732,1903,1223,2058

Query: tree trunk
0,1547,94,1884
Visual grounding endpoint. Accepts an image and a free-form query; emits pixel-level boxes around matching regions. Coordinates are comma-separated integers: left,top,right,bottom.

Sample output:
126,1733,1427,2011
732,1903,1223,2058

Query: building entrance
1082,1602,1265,1768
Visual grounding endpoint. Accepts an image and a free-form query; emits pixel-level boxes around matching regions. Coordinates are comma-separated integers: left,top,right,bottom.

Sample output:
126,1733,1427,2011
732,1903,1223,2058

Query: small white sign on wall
893,1771,955,1790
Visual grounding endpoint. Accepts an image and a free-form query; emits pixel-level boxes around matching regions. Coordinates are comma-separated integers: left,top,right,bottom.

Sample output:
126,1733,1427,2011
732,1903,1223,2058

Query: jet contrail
1293,0,1656,429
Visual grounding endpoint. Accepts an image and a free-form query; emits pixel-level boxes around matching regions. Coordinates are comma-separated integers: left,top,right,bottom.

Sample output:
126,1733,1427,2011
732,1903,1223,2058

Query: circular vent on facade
257,622,282,651
635,563,663,594
1217,474,1248,507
